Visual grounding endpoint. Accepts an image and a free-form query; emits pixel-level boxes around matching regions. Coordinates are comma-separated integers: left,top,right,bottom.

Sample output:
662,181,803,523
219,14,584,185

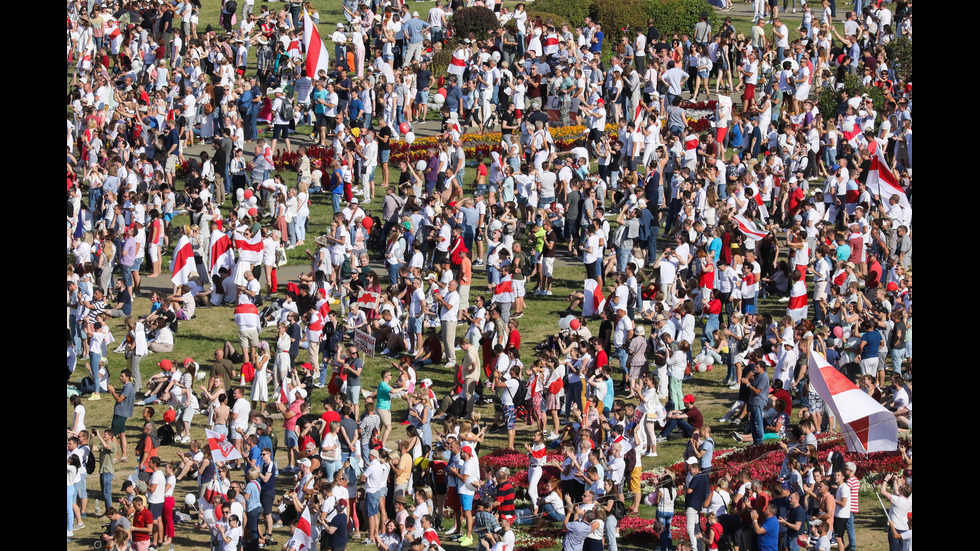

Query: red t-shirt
133,508,154,541
508,329,521,351
705,299,722,315
320,410,342,426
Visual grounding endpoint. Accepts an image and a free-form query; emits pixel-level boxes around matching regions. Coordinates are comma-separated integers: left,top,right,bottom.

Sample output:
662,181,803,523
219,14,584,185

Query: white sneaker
779,296,790,302
67,531,74,538
729,383,740,390
547,431,560,440
645,452,658,458
546,290,553,295
381,348,391,356
444,527,457,535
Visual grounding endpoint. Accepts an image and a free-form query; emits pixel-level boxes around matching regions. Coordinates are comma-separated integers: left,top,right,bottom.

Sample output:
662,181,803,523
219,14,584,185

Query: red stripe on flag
850,416,870,451
788,293,807,310
819,363,856,396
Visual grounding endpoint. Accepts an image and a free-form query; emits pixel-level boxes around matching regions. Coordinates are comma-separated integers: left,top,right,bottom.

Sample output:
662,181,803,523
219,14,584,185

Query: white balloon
558,317,570,331
405,131,416,144
184,493,196,506
696,363,708,373
203,509,216,525
432,94,445,106
416,160,427,171
248,196,258,207
704,357,714,365
491,51,501,64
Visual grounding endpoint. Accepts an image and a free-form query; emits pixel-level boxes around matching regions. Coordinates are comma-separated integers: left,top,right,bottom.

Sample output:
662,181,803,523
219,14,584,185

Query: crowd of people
67,0,911,551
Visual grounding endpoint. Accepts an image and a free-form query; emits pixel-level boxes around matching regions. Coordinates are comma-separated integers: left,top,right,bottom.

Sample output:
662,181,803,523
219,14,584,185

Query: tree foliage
450,6,501,41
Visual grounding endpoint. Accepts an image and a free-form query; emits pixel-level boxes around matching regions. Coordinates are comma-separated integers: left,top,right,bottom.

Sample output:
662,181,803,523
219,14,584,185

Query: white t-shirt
148,469,167,504
457,456,480,495
231,398,250,433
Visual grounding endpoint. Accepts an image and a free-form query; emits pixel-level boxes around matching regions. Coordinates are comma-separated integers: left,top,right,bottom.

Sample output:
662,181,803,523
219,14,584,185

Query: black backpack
157,424,176,446
84,445,96,475
610,499,627,521
508,378,529,410
225,0,238,15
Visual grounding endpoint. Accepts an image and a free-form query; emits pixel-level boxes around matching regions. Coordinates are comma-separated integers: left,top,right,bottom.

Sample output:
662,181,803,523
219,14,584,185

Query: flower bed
667,433,910,485
679,100,717,134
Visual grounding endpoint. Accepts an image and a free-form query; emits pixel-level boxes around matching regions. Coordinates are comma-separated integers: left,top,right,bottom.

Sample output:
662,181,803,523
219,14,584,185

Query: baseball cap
682,394,695,404
461,446,474,456
158,359,172,371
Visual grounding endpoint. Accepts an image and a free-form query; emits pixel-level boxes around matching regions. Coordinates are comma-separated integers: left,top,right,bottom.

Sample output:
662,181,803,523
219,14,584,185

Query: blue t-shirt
249,445,262,469
245,480,262,511
604,378,614,412
758,516,780,551
860,331,882,359
707,237,722,261
699,438,714,469
446,85,463,113
591,31,604,53
835,243,851,262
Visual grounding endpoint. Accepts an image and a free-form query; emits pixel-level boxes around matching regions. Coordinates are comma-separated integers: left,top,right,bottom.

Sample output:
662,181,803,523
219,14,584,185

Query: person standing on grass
95,428,117,511
107,369,136,463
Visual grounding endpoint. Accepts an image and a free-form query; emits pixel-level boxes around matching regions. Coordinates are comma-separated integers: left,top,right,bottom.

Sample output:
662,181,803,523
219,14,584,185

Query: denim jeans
287,219,297,246
295,214,308,242
616,347,629,375
656,511,673,551
542,503,564,521
845,515,856,551
606,515,619,551
332,193,343,215
67,483,76,532
101,472,114,510
565,380,583,419
750,403,765,445
387,262,402,286
703,314,720,347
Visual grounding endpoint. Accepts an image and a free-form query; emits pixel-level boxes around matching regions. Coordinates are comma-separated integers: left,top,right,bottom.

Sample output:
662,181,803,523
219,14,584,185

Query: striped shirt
846,476,860,513
495,481,516,520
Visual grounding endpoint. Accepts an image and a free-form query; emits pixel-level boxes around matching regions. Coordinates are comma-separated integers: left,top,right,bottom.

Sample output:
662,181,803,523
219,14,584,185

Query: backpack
508,378,529,410
157,424,176,446
279,99,294,121
224,0,238,15
610,499,627,521
84,445,96,475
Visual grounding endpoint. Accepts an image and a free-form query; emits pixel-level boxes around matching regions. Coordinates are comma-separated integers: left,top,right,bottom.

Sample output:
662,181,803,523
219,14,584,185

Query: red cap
158,359,172,371
461,446,474,456
887,281,899,292
596,98,605,104
682,394,696,404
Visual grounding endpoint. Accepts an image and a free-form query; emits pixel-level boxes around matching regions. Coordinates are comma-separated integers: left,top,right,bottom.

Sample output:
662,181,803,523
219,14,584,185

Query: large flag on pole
866,145,911,211
807,351,898,454
205,428,244,463
302,13,329,79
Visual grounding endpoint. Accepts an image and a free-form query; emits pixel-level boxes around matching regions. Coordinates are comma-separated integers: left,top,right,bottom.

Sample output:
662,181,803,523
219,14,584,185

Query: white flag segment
807,351,898,454
734,215,768,240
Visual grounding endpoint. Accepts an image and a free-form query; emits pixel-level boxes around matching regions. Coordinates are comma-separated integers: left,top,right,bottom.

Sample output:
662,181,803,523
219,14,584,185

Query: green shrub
593,0,649,50
647,0,719,38
450,6,500,41
885,38,912,84
530,0,593,28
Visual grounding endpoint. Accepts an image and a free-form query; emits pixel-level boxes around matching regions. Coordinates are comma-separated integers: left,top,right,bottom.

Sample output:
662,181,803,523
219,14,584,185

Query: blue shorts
380,149,391,163
586,261,601,278
366,490,382,516
459,493,474,511
163,213,174,223
131,257,144,271
285,430,298,448
408,316,422,334
120,264,133,287
416,91,430,104
74,477,87,496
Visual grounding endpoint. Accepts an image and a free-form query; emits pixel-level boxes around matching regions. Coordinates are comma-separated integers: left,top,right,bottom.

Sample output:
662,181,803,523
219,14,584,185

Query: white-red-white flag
492,274,515,304
234,302,260,328
787,280,808,322
866,145,911,211
170,235,197,286
448,48,467,76
302,14,330,79
292,506,315,550
356,290,380,311
205,428,244,463
234,230,264,264
807,351,898,454
734,215,768,241
209,229,236,277
582,278,605,317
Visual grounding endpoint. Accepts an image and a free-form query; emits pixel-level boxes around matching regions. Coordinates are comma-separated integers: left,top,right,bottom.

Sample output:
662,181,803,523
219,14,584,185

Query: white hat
296,388,308,399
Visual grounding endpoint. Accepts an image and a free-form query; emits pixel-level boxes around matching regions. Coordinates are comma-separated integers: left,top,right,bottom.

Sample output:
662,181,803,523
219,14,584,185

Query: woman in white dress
251,341,271,413
273,322,292,391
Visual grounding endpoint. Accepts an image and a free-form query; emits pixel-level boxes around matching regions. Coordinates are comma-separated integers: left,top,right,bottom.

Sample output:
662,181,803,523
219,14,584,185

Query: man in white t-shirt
230,387,251,466
146,456,167,543
434,280,460,367
452,445,481,546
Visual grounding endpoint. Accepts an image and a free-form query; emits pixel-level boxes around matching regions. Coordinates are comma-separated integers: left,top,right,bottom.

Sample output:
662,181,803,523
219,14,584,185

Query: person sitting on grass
733,399,789,444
